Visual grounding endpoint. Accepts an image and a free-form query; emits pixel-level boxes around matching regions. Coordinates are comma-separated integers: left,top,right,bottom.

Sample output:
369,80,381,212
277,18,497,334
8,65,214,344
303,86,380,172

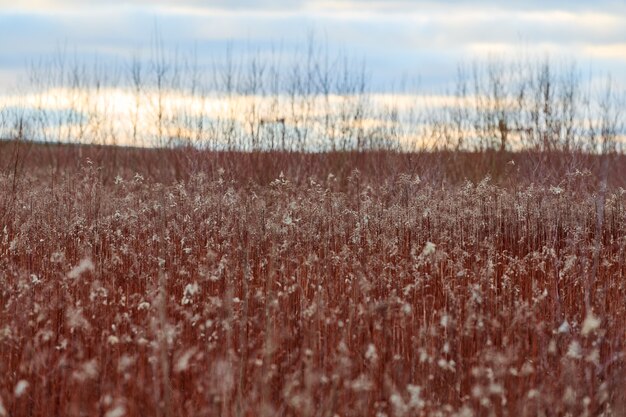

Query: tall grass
1,148,626,416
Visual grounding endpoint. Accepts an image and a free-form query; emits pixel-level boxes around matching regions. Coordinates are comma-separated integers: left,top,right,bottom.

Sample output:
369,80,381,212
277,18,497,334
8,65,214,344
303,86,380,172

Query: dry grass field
1,143,625,416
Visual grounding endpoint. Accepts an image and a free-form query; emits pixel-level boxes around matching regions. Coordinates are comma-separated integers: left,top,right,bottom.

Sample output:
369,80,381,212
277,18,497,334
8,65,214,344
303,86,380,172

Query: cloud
0,1,624,93
1,0,624,13
582,43,626,60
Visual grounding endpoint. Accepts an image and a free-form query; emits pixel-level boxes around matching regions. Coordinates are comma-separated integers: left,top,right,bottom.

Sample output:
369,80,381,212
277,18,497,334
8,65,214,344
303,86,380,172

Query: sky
1,0,625,93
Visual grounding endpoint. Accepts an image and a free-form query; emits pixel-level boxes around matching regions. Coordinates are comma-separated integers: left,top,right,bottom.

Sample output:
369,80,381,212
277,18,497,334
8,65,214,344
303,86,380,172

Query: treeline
0,38,623,152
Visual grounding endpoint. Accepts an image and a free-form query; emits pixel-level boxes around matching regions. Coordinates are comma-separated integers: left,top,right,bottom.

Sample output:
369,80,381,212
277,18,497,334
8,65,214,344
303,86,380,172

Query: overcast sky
1,0,625,92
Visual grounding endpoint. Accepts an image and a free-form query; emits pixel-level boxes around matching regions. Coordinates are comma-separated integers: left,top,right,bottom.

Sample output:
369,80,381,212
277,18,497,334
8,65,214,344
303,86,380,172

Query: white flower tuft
181,282,200,305
550,186,564,195
105,405,126,417
67,258,94,279
175,348,198,373
137,301,151,311
581,312,601,336
557,320,570,334
407,385,425,409
14,380,29,398
350,374,374,392
72,359,99,382
421,241,436,257
365,344,378,363
566,341,582,359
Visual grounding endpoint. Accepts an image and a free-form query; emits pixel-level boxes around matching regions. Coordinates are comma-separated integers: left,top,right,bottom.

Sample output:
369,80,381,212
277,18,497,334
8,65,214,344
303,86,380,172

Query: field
1,142,625,416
